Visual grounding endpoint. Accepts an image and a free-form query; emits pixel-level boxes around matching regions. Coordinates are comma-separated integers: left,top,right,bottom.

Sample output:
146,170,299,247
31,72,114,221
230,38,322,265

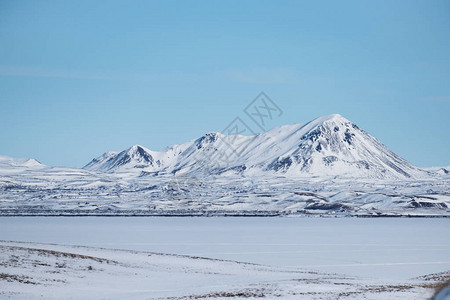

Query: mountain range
0,114,448,216
83,114,427,179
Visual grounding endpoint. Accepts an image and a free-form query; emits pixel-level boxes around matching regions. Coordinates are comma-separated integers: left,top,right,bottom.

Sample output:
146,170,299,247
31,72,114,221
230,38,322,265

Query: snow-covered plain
0,217,449,299
2,217,449,279
1,171,448,216
2,240,447,300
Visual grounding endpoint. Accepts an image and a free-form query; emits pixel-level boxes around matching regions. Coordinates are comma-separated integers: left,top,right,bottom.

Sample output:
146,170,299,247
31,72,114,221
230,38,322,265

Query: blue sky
0,0,449,167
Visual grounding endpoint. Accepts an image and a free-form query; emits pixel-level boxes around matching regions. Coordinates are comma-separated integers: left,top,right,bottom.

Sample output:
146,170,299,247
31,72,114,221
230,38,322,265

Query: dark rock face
98,146,156,171
196,133,219,149
134,146,154,163
113,155,131,167
409,200,447,209
355,161,370,170
305,202,350,211
268,157,293,172
323,156,338,166
302,128,322,143
343,129,355,145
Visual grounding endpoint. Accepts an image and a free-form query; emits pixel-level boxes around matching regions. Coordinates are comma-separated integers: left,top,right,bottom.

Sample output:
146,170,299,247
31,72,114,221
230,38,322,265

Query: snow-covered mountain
84,114,426,179
424,166,450,177
1,114,447,217
83,145,160,173
0,155,45,175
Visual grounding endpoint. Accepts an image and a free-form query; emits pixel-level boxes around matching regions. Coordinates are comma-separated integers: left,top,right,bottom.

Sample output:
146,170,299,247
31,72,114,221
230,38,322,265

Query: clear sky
0,0,449,168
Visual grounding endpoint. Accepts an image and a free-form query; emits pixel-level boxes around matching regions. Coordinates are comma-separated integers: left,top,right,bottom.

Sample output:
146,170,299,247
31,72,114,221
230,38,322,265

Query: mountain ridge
1,114,449,216
83,114,427,179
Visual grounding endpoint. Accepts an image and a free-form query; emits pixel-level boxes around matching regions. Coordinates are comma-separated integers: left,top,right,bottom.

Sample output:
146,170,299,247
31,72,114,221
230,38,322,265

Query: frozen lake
0,217,449,280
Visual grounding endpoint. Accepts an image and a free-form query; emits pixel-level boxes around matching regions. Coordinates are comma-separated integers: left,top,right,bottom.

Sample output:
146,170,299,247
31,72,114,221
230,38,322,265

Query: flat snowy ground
0,217,449,299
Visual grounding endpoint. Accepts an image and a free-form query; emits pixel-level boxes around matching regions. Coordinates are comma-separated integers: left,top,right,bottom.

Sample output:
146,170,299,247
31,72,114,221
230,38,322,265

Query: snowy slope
0,155,45,175
84,114,427,179
1,240,443,299
83,145,161,173
258,114,426,179
424,166,450,177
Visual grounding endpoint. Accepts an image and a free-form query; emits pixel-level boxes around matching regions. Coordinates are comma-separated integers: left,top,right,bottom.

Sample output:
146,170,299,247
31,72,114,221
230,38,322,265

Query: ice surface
1,217,449,280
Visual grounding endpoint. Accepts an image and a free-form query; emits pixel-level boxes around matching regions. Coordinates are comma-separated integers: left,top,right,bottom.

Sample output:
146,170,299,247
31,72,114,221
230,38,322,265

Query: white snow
0,155,45,175
0,217,449,299
0,217,449,280
0,170,448,216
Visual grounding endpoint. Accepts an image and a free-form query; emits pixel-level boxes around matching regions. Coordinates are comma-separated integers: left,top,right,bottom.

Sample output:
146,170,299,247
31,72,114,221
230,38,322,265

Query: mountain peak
308,114,350,127
195,132,224,148
127,144,150,154
83,144,158,172
0,155,45,175
127,144,147,150
320,113,344,120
